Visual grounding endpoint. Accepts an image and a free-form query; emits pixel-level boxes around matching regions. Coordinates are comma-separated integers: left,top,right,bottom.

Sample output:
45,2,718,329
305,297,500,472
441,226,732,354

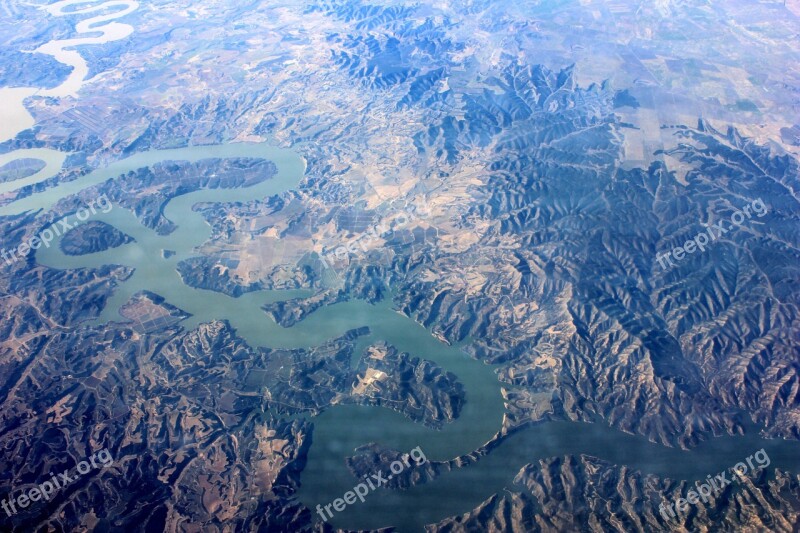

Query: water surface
10,142,800,532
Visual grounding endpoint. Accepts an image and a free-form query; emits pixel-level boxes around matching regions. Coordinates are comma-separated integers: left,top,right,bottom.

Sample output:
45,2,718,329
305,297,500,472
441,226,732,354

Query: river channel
0,0,797,529
0,141,795,531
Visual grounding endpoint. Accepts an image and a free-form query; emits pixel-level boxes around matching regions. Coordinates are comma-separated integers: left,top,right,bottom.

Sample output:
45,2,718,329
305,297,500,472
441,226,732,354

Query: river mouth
2,141,798,532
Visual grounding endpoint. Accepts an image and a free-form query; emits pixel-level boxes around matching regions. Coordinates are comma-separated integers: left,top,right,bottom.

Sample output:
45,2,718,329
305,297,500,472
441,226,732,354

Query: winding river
0,2,798,531
0,0,139,143
0,143,796,531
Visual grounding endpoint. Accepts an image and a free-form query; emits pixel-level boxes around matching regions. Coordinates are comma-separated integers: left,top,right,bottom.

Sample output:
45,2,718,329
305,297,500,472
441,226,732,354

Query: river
0,0,139,143
0,2,798,529
8,141,798,532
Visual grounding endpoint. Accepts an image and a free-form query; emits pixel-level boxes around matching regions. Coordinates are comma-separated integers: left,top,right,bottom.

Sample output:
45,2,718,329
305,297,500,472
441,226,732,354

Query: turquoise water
5,141,798,531
0,148,67,194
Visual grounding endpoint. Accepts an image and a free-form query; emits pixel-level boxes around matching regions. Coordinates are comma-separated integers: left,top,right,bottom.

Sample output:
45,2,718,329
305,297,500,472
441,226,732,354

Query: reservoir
7,141,798,531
